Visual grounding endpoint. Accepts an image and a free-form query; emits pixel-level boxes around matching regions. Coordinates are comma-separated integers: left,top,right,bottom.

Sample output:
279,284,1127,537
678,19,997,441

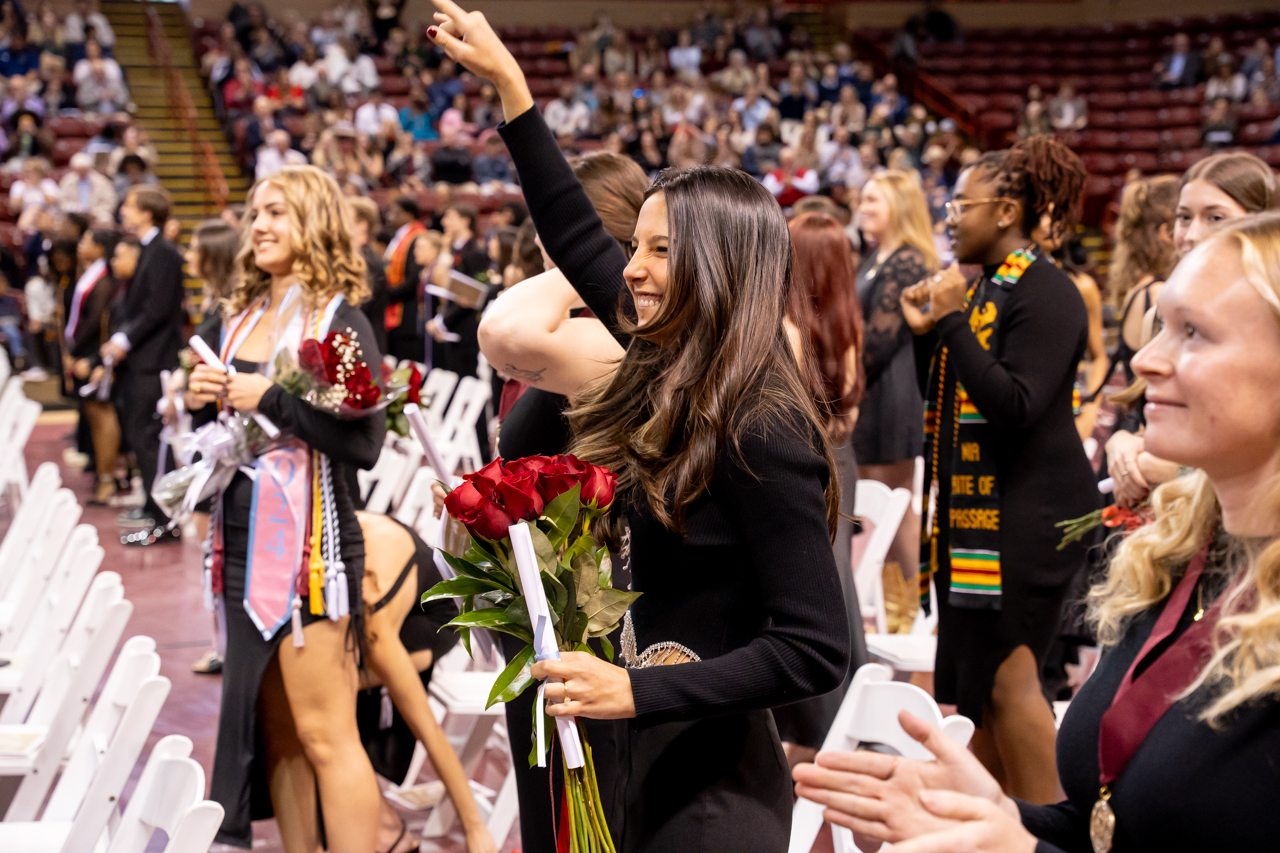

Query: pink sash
243,440,311,639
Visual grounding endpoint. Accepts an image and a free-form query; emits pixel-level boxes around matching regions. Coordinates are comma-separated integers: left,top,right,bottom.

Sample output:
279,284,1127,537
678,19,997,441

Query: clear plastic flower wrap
151,411,277,524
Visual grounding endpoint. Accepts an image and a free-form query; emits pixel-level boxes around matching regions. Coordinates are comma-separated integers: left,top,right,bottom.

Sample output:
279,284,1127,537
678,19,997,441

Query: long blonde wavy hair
229,166,369,316
865,170,940,272
1089,212,1280,725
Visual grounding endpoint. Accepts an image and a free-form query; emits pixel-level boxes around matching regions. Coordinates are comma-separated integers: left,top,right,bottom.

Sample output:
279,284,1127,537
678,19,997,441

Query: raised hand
427,0,533,119
901,280,937,334
878,790,1039,853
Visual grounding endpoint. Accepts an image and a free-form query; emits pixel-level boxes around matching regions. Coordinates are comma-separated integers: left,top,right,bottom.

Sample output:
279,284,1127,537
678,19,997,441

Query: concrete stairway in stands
101,0,249,243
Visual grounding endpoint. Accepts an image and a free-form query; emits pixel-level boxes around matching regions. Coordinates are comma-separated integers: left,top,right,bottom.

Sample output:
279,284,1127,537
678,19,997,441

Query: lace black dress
851,246,929,465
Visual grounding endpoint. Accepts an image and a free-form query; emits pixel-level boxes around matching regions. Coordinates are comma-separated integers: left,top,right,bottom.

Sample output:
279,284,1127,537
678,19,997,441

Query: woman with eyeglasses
897,136,1097,803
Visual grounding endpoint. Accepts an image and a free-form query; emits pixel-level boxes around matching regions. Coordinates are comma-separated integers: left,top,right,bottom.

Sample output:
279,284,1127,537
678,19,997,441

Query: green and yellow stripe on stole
956,386,986,424
949,548,1002,595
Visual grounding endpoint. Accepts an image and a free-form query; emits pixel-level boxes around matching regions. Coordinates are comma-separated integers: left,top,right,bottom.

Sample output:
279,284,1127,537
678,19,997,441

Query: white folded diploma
509,521,585,770
188,335,281,439
425,270,491,310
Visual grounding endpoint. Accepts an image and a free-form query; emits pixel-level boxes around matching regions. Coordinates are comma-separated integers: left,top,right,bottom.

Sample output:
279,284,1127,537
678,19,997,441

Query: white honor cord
535,681,548,767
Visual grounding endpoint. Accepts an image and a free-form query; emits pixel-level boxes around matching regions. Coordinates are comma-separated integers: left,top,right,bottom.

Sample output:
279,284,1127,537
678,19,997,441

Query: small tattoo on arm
504,364,547,384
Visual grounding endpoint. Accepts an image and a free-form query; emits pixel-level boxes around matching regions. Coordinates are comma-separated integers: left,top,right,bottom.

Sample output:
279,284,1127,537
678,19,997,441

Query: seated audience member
1205,55,1248,103
1156,32,1203,89
428,59,467,115
0,30,41,78
39,55,73,116
355,88,401,137
1048,81,1088,131
221,57,263,119
817,63,843,105
3,78,45,125
668,29,702,81
3,110,52,164
743,7,782,61
10,156,59,228
742,122,782,177
289,41,324,92
1250,56,1279,104
112,153,158,199
1202,97,1238,149
1017,98,1054,139
473,133,517,193
327,36,379,97
255,129,307,179
72,38,122,87
430,128,476,188
242,95,279,168
399,88,438,141
0,272,25,369
544,83,590,139
265,66,306,115
731,83,774,132
712,49,753,97
310,10,341,52
59,152,116,224
65,0,116,52
822,125,866,190
248,27,285,75
763,146,819,207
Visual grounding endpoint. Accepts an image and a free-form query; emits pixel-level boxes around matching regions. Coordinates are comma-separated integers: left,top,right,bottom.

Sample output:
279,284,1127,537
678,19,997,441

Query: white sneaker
20,366,48,382
62,448,89,469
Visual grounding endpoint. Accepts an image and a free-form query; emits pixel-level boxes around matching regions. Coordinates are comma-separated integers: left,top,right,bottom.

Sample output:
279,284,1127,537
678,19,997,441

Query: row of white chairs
0,401,224,852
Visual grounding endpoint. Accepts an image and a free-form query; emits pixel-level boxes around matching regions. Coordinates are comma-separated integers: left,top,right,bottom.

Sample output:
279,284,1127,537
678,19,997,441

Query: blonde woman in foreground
792,211,1280,853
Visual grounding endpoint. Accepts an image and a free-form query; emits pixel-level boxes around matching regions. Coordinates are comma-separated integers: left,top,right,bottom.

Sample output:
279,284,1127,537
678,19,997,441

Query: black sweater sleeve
256,305,386,470
627,417,849,725
1017,800,1089,853
497,107,633,345
934,262,1086,430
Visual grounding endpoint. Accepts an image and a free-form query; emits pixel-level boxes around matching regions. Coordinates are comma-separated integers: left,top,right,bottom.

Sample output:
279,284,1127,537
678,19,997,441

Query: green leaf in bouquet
542,569,568,617
540,483,583,545
390,411,410,438
460,625,471,657
422,576,506,603
486,644,536,709
447,607,518,628
572,551,600,607
567,610,589,647
487,623,534,644
572,642,592,654
582,588,642,637
599,634,614,663
528,524,560,576
596,547,613,589
441,551,516,593
503,596,533,633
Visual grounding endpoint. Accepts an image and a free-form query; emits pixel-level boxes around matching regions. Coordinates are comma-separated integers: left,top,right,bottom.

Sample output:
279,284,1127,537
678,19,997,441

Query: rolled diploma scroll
1098,478,1115,495
188,335,280,438
404,402,459,581
510,520,585,770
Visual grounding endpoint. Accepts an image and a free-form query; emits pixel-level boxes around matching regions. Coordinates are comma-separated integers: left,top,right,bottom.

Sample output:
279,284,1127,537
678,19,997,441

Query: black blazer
67,270,121,361
1157,51,1203,88
385,231,425,343
117,235,185,373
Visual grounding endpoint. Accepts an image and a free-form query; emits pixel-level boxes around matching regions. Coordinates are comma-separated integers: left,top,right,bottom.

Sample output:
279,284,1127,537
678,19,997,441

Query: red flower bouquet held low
1056,502,1152,550
273,330,417,430
423,455,632,853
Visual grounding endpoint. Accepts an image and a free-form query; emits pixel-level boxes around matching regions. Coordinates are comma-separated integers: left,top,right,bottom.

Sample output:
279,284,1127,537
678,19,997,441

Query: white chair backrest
0,488,83,652
435,376,490,475
0,396,40,494
104,735,212,853
394,465,440,536
852,481,912,634
159,800,226,853
15,526,102,659
0,460,59,586
1,571,123,724
422,368,460,434
360,439,425,514
57,675,171,853
789,664,975,853
4,598,135,820
0,347,11,389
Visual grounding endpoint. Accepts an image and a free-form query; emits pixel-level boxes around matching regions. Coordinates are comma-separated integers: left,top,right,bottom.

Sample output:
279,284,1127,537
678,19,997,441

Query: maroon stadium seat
987,92,1024,112
51,137,86,166
1240,123,1276,145
1118,151,1159,173
1090,111,1120,129
1116,130,1161,150
1161,126,1204,149
380,75,411,96
1074,130,1121,151
1116,109,1160,128
1156,106,1201,127
47,116,87,138
1080,152,1121,174
1158,148,1211,171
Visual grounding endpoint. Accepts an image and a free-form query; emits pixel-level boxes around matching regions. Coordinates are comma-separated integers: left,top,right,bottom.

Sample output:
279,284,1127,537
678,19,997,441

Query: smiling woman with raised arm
427,4,849,852
794,211,1280,853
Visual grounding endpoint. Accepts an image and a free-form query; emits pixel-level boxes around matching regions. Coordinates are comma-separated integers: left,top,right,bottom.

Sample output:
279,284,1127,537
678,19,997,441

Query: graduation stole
920,247,1036,612
384,221,426,332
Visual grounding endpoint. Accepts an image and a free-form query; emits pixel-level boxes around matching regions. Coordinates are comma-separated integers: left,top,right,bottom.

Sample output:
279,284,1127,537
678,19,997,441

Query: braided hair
970,135,1088,238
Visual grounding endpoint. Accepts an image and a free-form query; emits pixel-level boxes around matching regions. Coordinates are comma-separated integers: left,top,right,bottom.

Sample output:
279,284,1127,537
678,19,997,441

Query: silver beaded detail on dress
617,523,702,668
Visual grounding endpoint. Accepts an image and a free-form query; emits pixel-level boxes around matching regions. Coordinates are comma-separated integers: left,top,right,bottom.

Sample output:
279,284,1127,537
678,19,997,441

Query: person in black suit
1155,32,1204,90
382,197,428,363
100,186,187,545
428,201,490,377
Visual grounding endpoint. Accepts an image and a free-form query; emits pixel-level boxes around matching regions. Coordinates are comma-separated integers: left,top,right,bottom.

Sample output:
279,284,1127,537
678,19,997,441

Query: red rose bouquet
1055,502,1153,550
423,454,632,853
274,329,415,422
382,361,422,437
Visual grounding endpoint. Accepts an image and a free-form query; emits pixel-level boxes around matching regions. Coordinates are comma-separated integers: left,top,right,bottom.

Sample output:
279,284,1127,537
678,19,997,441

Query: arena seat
50,137,87,167
380,75,411,96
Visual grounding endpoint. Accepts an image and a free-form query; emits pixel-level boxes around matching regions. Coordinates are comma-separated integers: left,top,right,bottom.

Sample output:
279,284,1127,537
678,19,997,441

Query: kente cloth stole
920,247,1036,612
385,221,426,331
217,290,347,639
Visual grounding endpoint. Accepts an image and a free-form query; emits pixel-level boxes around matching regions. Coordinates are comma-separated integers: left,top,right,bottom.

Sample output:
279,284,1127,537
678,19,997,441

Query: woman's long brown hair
568,166,839,535
788,212,865,430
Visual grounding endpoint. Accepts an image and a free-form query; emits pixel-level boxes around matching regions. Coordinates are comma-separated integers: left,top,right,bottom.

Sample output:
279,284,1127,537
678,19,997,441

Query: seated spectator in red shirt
222,57,264,119
763,147,819,207
265,67,306,115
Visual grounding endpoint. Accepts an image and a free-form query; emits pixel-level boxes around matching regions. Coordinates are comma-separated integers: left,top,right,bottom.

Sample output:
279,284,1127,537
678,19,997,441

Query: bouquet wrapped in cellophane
423,455,636,853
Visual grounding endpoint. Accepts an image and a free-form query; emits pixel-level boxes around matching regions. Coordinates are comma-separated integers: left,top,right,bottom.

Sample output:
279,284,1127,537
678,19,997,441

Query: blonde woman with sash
188,166,384,852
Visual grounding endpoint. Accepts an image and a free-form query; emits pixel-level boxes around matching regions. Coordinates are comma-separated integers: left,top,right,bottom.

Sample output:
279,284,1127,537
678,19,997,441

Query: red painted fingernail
427,26,438,39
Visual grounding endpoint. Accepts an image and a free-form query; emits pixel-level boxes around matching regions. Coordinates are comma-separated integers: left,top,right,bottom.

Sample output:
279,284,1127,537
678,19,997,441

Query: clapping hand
901,280,936,334
875,791,1039,853
427,0,533,119
792,711,1017,844
928,263,969,318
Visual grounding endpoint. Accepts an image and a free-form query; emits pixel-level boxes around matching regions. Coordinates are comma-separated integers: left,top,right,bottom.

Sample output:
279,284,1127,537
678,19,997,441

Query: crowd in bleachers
194,1,978,225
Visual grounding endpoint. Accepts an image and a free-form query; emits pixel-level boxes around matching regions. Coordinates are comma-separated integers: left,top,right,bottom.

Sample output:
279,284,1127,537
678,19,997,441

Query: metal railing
145,1,229,211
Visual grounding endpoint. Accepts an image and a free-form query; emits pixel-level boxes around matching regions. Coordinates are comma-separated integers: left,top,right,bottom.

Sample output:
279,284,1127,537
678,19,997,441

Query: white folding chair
1,571,123,722
851,481,912,635
0,489,82,651
105,734,224,853
864,582,939,674
0,394,39,505
421,368,460,434
788,663,976,853
0,525,102,699
359,439,425,514
433,376,491,476
394,465,442,542
0,598,137,819
0,461,60,595
0,672,171,852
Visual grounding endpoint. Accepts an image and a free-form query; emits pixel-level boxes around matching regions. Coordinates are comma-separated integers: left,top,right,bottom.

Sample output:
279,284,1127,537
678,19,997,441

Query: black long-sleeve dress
499,106,849,852
852,245,929,465
917,255,1097,723
1018,535,1280,852
211,302,386,848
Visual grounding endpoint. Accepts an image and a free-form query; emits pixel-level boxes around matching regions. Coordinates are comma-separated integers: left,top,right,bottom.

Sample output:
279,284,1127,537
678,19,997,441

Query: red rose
505,455,553,477
537,462,583,503
495,468,545,521
298,338,328,377
443,477,487,518
407,365,422,406
464,494,518,540
580,464,617,508
469,459,506,495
